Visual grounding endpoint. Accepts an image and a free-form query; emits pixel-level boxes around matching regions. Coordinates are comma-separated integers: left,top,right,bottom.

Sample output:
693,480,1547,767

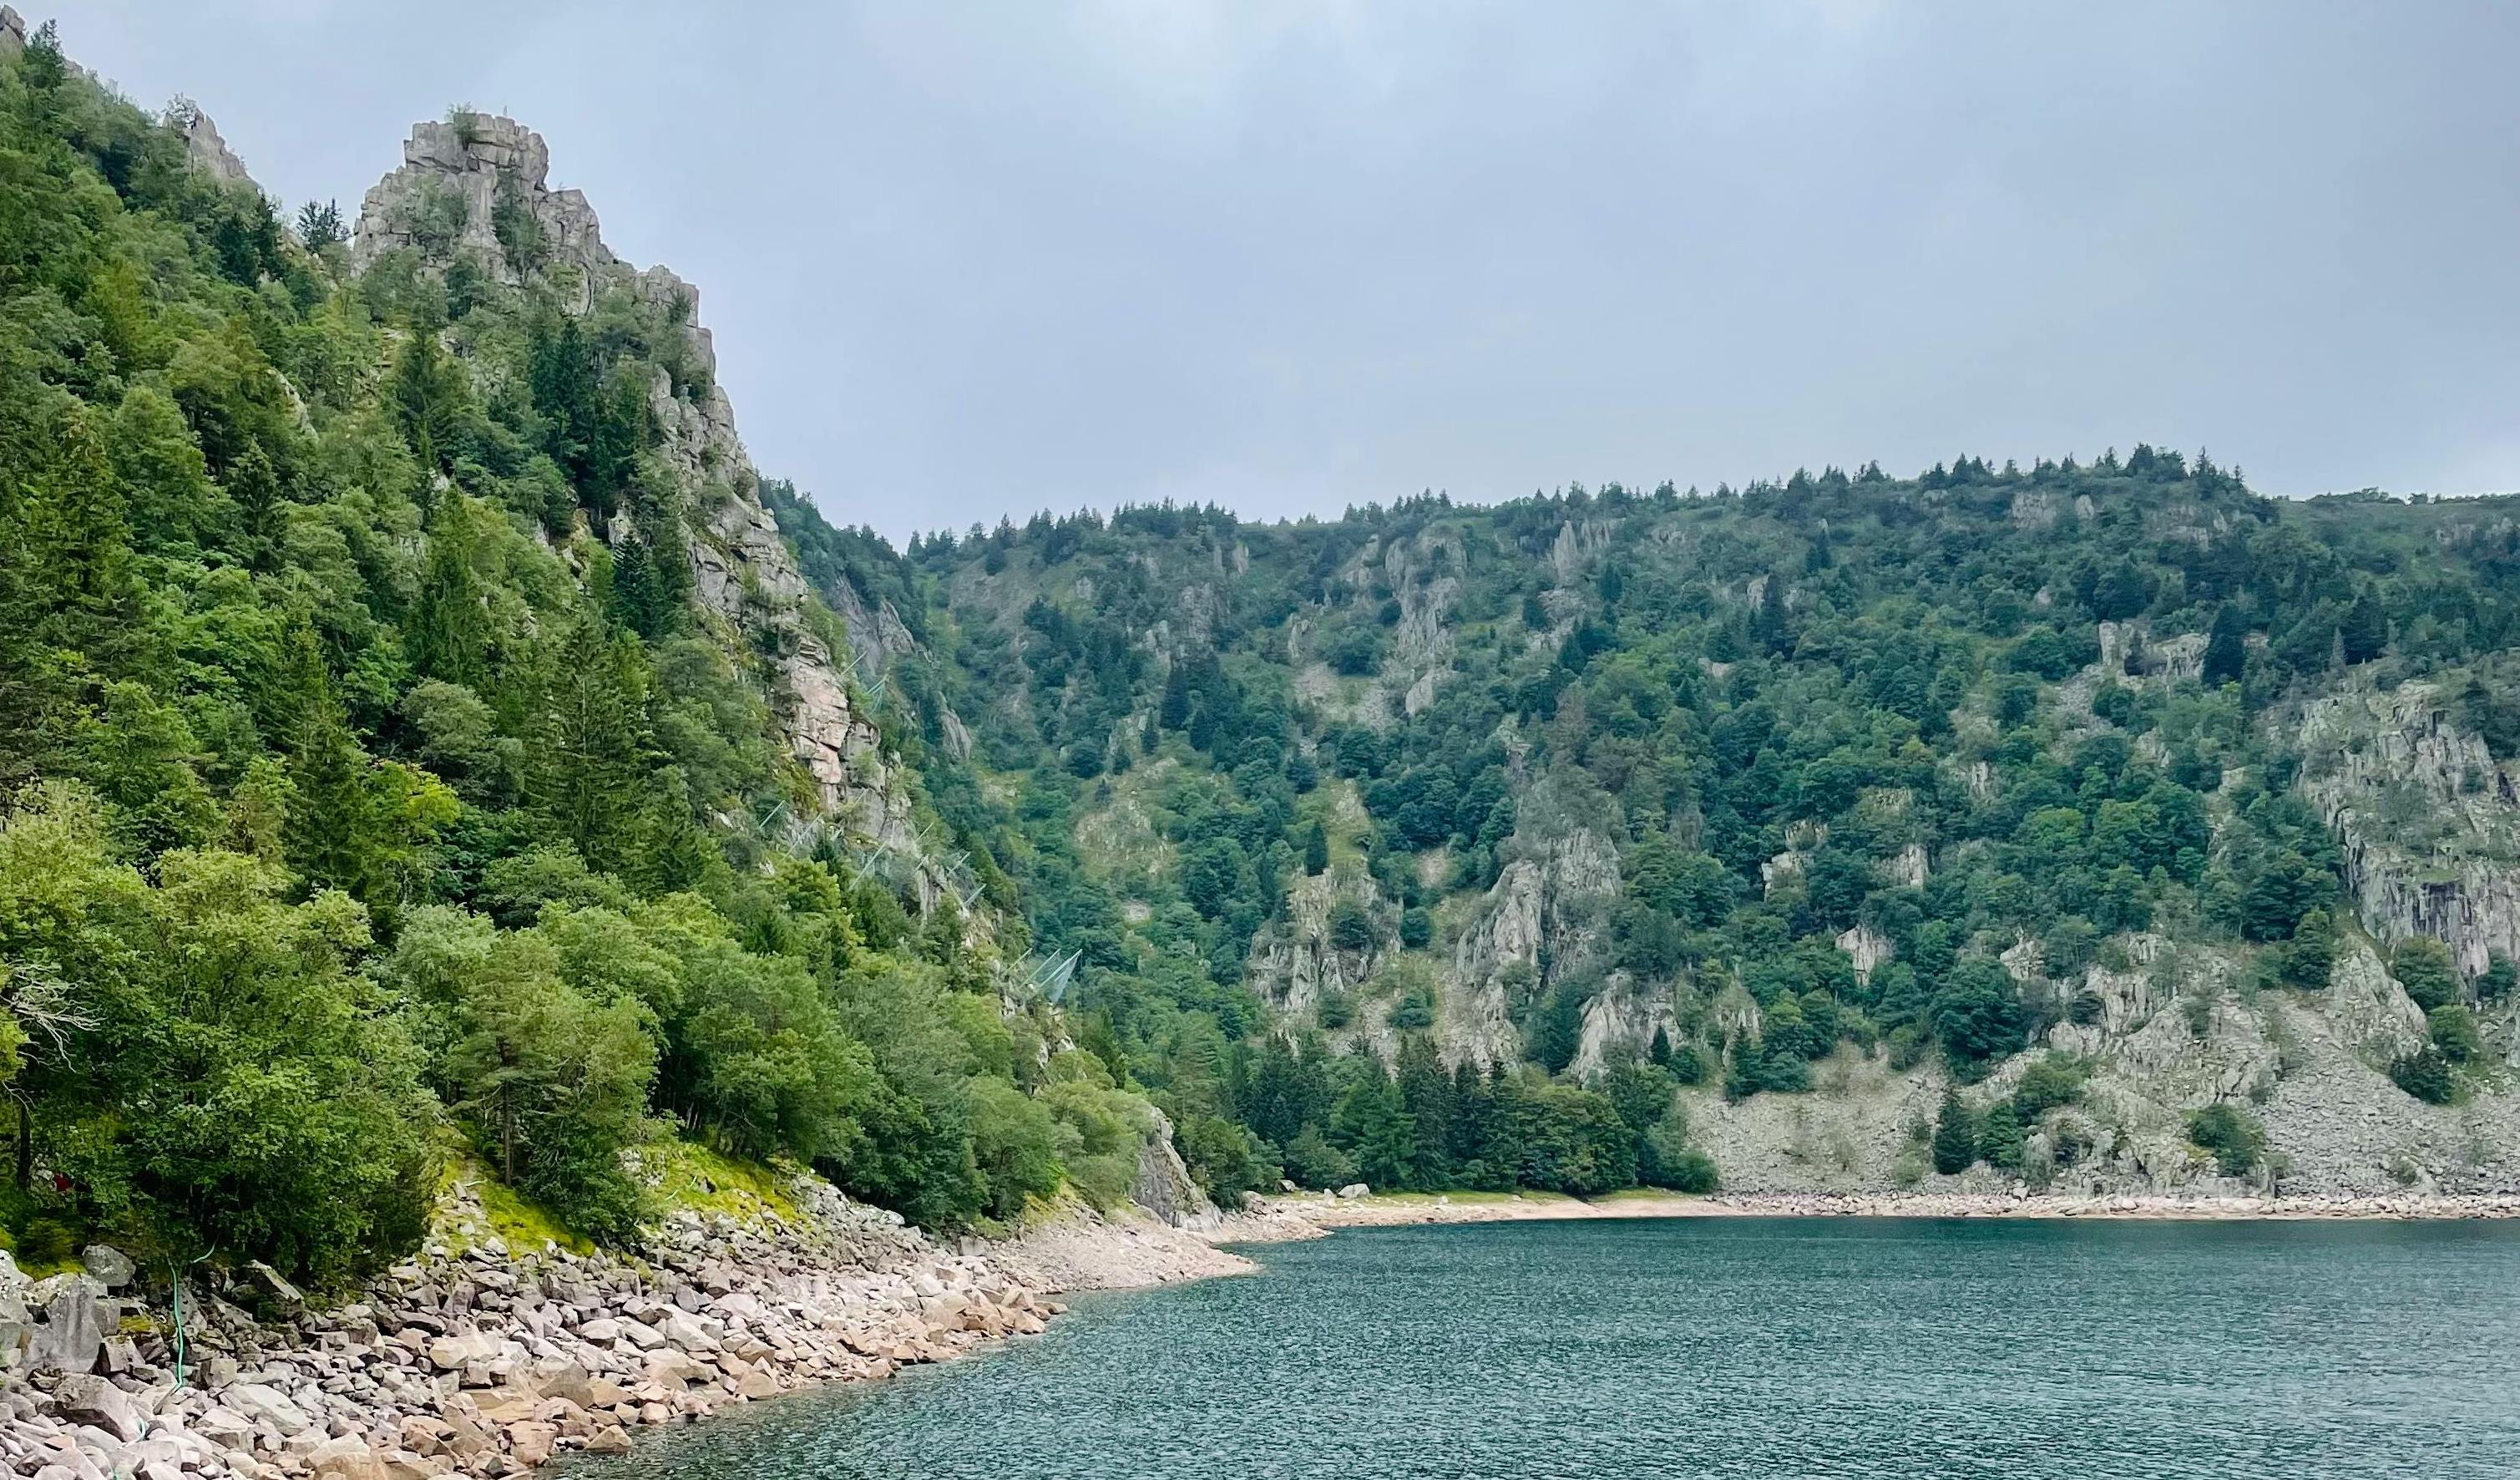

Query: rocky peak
0,8,25,58
352,113,610,291
347,111,953,900
172,99,254,188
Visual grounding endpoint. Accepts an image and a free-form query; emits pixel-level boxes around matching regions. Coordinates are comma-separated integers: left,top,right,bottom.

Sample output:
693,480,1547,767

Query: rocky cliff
351,114,937,889
2300,677,2520,975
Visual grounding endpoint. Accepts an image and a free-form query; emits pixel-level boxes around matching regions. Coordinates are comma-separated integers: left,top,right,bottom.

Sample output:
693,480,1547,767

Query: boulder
224,1381,311,1437
1335,1183,1370,1199
26,1282,104,1373
79,1245,135,1290
243,1261,305,1318
574,1317,620,1344
505,1421,556,1467
586,1424,632,1456
53,1373,141,1442
522,1358,593,1407
307,1434,386,1480
380,1450,452,1480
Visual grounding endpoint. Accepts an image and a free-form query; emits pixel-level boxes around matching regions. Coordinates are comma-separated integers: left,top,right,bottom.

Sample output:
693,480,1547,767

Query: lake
564,1217,2520,1478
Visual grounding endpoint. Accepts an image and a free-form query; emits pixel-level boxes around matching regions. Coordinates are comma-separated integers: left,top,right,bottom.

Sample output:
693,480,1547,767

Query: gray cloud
61,1,2520,540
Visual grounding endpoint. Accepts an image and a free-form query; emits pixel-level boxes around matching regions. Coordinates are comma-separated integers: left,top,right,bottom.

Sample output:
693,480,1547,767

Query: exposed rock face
1569,973,1681,1079
1246,869,1388,1025
178,104,254,186
1445,814,1619,1068
1834,925,1893,986
2300,679,2520,975
1127,1107,1222,1232
352,114,604,288
349,116,937,890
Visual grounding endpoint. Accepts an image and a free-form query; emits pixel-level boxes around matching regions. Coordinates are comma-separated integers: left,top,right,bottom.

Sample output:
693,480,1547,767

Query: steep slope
771,469,2520,1201
0,17,1207,1311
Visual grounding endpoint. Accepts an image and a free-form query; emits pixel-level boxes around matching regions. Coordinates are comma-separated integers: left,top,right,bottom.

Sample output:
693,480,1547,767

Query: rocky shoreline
18,1178,2508,1480
0,1177,1259,1480
1252,1188,2520,1229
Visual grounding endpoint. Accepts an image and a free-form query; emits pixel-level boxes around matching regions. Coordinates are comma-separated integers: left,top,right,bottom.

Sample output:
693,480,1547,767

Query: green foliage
2183,1103,2265,1177
0,785,433,1281
2390,1047,2457,1105
0,47,1156,1265
2427,1004,2484,1065
2481,954,2517,1002
2392,937,2462,1012
1930,1089,1977,1175
2011,1052,2090,1120
1978,1098,2025,1173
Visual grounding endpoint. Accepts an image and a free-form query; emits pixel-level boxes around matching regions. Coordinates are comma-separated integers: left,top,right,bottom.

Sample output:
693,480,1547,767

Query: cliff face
351,115,931,883
2300,678,2520,976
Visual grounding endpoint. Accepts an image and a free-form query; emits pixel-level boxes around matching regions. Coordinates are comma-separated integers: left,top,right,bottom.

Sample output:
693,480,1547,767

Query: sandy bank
1245,1187,2520,1230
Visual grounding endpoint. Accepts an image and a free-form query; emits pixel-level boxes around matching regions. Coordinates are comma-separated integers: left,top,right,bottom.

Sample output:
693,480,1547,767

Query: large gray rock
223,1381,311,1437
80,1244,134,1290
26,1282,104,1374
243,1260,304,1317
52,1373,139,1442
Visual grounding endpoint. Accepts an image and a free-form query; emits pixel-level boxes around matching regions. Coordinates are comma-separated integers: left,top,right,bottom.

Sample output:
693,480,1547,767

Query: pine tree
411,498,491,685
2340,590,2387,666
1978,1098,2024,1172
294,199,346,251
1302,819,1329,875
1394,1035,1454,1189
2203,602,2248,687
390,329,468,474
1332,1065,1417,1191
274,625,376,896
1753,572,1792,656
528,617,653,865
1931,1089,1978,1175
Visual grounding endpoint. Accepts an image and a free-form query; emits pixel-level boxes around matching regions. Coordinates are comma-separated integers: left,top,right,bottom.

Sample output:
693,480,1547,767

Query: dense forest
0,27,1150,1283
5,15,2518,1290
772,424,2520,1202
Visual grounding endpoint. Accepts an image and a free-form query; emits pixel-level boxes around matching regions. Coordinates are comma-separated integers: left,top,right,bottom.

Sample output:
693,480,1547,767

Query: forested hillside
9,8,2520,1298
0,21,1156,1285
774,435,2520,1201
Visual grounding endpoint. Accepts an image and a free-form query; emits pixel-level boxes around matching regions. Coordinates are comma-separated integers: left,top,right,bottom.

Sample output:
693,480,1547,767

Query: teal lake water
568,1217,2520,1478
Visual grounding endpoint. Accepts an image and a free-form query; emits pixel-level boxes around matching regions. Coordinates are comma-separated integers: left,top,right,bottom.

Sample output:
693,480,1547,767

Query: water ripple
560,1218,2520,1479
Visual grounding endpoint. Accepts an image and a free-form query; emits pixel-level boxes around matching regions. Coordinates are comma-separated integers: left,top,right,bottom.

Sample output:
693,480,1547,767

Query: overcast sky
56,2,2520,543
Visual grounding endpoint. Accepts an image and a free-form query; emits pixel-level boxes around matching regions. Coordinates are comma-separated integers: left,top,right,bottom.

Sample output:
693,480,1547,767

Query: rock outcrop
2300,678,2520,976
1444,813,1619,1068
349,115,938,890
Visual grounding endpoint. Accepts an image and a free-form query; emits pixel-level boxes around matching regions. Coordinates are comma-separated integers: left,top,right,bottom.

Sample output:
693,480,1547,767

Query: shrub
1667,1150,1719,1194
2392,937,2462,1012
2012,1052,2090,1119
2479,954,2518,1001
1388,987,1435,1031
1327,898,1375,953
2185,1103,2265,1176
2429,1004,2484,1063
1280,1124,1355,1190
2391,1047,2457,1103
13,1219,74,1270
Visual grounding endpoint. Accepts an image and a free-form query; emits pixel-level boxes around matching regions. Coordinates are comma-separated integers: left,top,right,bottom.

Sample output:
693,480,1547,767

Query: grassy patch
641,1139,800,1225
